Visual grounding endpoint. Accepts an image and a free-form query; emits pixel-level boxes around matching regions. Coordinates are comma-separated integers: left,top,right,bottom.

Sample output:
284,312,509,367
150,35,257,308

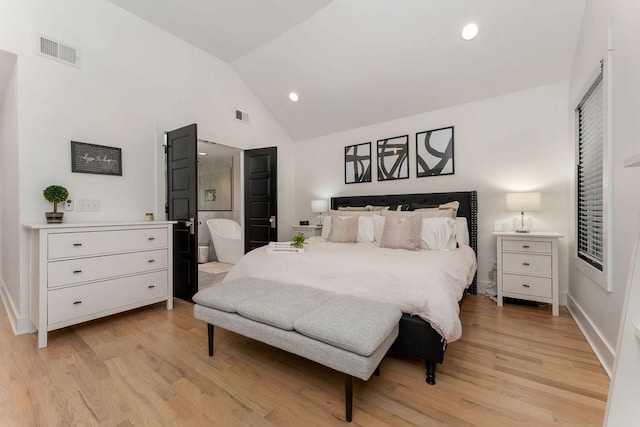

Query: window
576,59,610,290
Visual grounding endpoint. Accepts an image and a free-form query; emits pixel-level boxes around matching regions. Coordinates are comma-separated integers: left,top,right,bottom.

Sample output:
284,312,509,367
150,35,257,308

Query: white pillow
455,217,470,246
373,215,385,244
420,217,457,250
356,216,375,242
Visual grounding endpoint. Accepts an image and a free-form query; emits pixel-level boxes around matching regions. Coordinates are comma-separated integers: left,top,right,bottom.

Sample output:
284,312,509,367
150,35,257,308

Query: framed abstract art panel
416,126,454,177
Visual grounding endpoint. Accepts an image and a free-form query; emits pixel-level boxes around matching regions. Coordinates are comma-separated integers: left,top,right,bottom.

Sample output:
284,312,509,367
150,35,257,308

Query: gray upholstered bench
193,277,401,422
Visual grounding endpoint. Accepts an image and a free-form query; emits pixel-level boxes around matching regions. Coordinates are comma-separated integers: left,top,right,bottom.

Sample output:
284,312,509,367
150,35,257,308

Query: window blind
577,64,604,271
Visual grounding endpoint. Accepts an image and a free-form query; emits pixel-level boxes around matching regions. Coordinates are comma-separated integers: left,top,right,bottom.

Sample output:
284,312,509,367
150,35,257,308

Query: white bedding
224,237,477,342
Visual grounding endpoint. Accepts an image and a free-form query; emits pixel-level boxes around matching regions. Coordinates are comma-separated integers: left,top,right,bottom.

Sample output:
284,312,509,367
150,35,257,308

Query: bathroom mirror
197,141,233,211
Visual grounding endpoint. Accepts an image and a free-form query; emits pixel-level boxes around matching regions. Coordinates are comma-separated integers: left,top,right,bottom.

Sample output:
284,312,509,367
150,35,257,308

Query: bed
225,191,477,384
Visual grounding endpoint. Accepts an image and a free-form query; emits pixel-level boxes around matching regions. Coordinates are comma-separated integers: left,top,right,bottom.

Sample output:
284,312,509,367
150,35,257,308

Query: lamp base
512,213,532,233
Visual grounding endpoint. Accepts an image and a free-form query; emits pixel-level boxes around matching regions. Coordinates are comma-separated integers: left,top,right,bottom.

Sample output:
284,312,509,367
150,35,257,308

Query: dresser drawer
502,253,552,276
48,249,168,288
48,228,167,259
48,270,168,326
502,239,551,254
502,274,552,298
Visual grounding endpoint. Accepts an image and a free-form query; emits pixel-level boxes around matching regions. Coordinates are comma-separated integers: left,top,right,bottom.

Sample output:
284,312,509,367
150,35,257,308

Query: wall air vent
36,34,80,68
235,108,249,124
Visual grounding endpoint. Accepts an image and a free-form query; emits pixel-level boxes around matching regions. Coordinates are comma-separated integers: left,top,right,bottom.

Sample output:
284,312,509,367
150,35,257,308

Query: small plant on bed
291,232,307,249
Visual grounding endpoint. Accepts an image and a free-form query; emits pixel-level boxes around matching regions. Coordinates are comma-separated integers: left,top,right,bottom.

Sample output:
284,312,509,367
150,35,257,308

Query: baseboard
566,293,614,377
0,277,31,335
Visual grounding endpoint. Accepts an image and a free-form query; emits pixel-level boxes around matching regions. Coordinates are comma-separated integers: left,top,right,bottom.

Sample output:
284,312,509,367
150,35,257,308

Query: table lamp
506,192,541,233
311,199,329,226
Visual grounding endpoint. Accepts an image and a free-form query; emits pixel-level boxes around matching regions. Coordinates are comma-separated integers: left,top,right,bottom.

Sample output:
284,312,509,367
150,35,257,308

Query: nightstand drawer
502,253,551,276
503,274,552,298
502,239,551,254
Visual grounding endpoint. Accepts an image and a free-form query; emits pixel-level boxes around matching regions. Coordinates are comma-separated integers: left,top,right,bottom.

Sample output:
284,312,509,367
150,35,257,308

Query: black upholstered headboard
331,191,478,294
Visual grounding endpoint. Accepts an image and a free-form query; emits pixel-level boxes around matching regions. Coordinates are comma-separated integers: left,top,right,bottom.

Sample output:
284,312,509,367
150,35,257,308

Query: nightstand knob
522,284,530,288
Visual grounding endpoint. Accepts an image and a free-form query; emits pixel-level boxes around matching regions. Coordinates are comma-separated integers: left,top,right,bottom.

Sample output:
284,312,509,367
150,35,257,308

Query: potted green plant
43,185,69,224
291,232,307,249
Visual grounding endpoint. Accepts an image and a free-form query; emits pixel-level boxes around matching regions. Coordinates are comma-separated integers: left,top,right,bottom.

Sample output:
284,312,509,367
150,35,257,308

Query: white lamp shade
506,192,541,212
311,199,329,213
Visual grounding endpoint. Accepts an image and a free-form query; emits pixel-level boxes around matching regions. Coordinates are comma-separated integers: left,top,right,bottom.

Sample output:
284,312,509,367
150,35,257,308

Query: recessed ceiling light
198,152,206,156
289,92,299,102
461,23,478,41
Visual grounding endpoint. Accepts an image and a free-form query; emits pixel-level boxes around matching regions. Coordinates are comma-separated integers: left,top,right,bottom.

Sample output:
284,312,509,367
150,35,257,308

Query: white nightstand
494,231,563,316
292,225,322,239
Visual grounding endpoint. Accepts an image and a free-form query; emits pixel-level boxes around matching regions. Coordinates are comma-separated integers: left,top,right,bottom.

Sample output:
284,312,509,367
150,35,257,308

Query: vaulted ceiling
107,0,586,141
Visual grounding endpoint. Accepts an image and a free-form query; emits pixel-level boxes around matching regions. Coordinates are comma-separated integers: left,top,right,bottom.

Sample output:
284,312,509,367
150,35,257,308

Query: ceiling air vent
235,108,249,124
36,34,80,68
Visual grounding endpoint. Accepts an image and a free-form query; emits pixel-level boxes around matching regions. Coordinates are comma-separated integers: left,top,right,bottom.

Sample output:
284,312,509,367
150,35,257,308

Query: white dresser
494,231,563,316
24,221,175,348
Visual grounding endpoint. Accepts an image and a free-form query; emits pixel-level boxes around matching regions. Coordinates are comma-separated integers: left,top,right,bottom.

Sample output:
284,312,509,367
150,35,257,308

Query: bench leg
345,374,353,422
425,361,436,385
208,324,214,356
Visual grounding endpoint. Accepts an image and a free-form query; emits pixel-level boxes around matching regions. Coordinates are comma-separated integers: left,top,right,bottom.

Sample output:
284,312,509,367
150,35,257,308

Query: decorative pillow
455,217,470,246
327,215,358,243
338,206,369,211
356,216,375,242
382,209,454,219
328,209,377,217
420,217,457,250
365,205,391,211
439,201,460,217
379,214,421,250
409,201,459,217
321,215,332,239
320,210,380,242
373,215,385,244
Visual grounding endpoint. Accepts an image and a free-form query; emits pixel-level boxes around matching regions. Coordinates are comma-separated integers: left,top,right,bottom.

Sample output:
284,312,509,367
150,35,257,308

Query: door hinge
163,144,168,154
165,203,169,214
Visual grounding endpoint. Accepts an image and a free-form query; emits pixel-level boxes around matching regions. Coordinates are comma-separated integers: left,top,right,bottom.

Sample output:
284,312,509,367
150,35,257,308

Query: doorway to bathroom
195,139,242,290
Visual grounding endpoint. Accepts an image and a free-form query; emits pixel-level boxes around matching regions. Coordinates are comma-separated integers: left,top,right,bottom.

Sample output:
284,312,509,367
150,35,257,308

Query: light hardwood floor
0,296,608,426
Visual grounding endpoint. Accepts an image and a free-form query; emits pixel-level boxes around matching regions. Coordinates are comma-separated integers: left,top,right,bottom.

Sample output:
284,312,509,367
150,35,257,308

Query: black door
166,124,198,301
244,147,277,252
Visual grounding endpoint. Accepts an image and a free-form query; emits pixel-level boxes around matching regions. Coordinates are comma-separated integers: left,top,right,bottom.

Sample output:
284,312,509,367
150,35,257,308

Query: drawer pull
72,270,82,274
148,285,156,289
522,284,531,288
522,245,530,249
73,300,82,305
522,262,530,266
73,243,82,247
148,237,155,241
148,259,155,263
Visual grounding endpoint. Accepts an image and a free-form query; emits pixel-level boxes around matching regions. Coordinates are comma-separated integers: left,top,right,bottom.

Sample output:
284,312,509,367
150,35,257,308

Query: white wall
602,0,640,423
0,50,21,332
294,82,572,296
567,0,639,376
0,0,295,332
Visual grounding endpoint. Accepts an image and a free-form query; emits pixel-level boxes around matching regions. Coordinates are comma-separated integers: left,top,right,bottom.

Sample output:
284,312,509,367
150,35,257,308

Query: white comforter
224,238,477,342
